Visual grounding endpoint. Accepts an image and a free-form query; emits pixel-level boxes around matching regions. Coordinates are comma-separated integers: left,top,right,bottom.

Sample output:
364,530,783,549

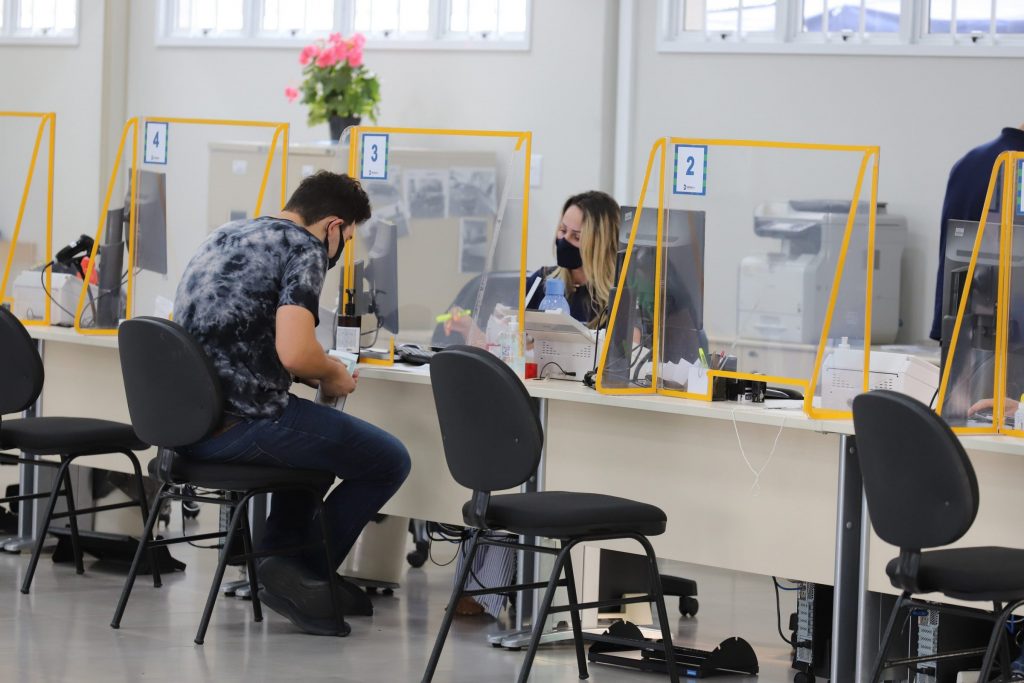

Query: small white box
12,270,82,326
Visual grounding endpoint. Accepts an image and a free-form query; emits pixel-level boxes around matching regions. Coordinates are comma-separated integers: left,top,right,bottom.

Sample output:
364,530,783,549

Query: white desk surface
24,325,1024,458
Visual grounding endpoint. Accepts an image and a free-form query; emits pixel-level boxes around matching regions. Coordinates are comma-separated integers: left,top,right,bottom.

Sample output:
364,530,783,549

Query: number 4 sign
144,121,169,165
360,133,389,180
673,144,707,196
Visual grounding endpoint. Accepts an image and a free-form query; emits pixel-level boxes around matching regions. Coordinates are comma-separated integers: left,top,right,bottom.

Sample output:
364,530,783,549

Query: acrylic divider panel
938,152,1024,436
0,112,55,325
343,127,530,366
598,137,891,421
74,117,288,334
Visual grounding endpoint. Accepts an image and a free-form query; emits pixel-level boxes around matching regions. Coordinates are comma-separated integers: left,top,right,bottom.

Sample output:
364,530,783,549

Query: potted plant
285,32,381,141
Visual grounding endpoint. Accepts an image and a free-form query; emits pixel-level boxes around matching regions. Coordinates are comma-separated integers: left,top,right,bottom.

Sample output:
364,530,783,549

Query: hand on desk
968,397,1019,417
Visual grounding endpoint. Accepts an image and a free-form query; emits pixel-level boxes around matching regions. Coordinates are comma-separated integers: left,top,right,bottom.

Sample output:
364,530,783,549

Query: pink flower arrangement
286,32,380,129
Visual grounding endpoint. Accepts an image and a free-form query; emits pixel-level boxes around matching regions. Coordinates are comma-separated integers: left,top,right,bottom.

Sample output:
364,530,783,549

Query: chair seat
149,451,335,492
886,546,1024,601
1,417,148,455
464,491,667,539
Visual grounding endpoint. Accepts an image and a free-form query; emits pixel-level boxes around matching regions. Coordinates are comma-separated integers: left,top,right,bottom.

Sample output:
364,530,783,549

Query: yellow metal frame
342,126,532,366
0,112,55,325
596,137,880,421
935,152,1024,436
73,117,289,335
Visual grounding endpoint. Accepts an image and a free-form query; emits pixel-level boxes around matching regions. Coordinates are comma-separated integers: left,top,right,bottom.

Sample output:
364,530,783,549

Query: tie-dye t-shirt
173,217,327,419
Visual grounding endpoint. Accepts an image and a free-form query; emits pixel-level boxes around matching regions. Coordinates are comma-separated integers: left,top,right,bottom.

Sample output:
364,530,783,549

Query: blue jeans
181,394,411,576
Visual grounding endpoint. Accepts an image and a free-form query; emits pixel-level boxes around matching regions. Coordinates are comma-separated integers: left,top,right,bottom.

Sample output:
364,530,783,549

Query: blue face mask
556,238,583,270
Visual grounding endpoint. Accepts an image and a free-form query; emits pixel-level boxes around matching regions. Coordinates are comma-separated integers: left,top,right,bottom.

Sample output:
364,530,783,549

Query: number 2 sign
673,144,707,196
360,133,389,180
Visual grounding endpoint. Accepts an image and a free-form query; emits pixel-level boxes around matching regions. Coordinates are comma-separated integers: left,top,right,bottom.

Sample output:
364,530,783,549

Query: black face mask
324,233,343,270
555,238,583,270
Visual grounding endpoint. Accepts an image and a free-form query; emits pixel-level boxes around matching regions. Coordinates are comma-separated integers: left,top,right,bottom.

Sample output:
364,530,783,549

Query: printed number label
673,144,706,196
360,134,389,180
144,122,169,165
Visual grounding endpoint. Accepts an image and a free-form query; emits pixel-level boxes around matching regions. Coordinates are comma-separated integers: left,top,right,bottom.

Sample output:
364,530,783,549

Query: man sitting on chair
173,171,411,636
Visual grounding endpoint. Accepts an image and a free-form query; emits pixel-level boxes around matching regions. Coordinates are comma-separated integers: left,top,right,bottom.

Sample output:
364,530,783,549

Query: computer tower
792,582,832,682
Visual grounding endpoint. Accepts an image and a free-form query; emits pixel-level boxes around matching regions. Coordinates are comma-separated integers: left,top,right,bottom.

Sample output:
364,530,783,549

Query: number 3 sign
360,133,389,180
673,144,707,196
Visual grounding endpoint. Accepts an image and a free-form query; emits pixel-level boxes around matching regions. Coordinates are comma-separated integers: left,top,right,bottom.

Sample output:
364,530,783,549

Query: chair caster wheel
793,672,814,683
679,596,699,617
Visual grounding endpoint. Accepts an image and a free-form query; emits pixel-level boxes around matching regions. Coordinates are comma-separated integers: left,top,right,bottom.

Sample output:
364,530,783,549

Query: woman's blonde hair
553,191,620,327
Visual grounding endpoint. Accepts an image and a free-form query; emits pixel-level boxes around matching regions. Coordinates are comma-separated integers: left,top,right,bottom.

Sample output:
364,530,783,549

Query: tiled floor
0,536,800,682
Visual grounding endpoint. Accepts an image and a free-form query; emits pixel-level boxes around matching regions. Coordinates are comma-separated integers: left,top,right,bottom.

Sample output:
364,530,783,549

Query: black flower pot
329,115,362,142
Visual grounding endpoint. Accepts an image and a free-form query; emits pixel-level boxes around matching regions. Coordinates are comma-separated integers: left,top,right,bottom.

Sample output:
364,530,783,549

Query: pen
698,348,709,369
435,307,470,323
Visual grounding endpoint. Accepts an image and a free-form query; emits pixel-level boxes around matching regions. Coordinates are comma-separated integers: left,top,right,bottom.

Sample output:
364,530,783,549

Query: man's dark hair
283,171,372,227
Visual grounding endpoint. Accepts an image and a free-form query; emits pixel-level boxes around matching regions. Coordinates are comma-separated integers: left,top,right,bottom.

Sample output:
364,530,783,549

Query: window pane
864,0,899,32
354,0,399,34
996,0,1024,34
952,0,993,33
706,0,739,33
802,0,824,30
743,2,776,32
928,0,952,33
399,0,429,33
803,0,899,34
680,0,706,31
499,0,527,34
17,0,77,33
467,0,498,34
217,0,243,31
449,0,467,31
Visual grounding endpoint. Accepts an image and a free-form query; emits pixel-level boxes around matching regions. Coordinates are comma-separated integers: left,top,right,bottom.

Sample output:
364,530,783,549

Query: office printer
738,200,907,344
822,338,939,411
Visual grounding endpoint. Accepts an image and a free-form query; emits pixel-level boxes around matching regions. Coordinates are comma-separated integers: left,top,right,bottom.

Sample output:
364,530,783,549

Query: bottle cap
545,279,565,296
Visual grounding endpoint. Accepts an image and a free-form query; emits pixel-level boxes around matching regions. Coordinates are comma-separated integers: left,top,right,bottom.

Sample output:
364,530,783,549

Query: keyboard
396,344,435,366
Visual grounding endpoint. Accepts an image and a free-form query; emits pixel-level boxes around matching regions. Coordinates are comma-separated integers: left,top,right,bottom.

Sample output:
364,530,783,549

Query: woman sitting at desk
447,190,621,618
441,190,620,349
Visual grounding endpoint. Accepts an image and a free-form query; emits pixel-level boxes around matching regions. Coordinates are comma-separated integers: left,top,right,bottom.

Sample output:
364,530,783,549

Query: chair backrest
0,307,44,415
118,317,223,448
852,390,979,550
429,345,543,492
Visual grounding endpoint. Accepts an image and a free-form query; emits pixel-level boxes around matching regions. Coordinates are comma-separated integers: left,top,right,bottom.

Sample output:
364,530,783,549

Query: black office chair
853,390,1024,682
0,306,150,593
110,317,345,644
422,345,680,683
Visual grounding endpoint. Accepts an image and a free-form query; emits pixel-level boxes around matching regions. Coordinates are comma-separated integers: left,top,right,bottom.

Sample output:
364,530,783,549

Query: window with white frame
926,0,1024,40
0,0,78,41
661,0,1024,51
160,0,530,47
666,0,779,39
447,0,528,41
261,0,335,38
800,0,903,40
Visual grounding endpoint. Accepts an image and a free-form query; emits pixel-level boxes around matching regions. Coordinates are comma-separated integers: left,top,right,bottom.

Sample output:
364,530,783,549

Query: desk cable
730,407,786,493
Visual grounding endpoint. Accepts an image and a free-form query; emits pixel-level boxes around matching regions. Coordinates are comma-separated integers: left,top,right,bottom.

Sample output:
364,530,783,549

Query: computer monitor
618,205,706,365
93,169,168,327
352,220,399,336
129,169,168,276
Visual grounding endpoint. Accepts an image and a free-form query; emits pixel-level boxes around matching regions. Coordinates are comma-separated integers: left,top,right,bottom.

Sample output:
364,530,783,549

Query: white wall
123,0,618,271
628,1,1019,343
0,2,111,249
1,1,1016,344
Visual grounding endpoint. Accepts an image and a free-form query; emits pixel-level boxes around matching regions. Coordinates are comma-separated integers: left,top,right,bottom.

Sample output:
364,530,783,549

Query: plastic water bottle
538,278,570,315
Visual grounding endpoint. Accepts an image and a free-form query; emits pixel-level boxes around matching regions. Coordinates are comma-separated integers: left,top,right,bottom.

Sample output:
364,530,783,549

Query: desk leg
831,434,864,681
4,339,45,552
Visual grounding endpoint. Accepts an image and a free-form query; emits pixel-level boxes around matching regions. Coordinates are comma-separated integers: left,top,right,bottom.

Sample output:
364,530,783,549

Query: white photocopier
737,200,907,344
